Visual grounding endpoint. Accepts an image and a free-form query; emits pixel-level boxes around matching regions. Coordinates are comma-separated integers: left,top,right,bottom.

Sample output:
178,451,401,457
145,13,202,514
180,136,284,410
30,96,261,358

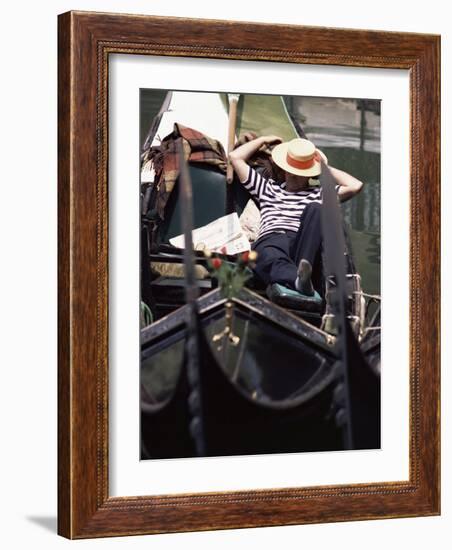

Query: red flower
241,251,250,263
211,258,222,269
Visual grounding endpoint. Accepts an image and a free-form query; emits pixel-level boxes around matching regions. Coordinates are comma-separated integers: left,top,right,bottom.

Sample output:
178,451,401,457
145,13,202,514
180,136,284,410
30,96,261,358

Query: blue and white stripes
241,167,328,240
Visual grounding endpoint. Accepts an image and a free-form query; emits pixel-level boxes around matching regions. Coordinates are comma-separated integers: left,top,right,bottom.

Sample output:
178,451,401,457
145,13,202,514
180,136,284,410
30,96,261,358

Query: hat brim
271,142,328,177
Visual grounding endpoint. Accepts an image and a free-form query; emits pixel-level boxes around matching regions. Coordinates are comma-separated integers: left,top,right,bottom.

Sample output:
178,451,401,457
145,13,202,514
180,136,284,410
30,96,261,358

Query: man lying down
229,135,363,303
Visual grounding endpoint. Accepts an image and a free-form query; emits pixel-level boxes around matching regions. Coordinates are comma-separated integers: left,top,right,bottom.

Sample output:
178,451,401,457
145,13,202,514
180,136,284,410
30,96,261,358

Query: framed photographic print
58,11,440,538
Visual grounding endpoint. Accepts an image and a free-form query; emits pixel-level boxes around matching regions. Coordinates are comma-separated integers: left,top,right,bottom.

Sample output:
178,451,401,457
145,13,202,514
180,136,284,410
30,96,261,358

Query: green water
140,89,168,148
140,91,381,296
295,96,381,296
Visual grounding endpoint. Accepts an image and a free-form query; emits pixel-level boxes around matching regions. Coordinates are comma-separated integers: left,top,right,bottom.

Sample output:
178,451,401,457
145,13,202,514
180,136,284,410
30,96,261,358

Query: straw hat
271,138,327,177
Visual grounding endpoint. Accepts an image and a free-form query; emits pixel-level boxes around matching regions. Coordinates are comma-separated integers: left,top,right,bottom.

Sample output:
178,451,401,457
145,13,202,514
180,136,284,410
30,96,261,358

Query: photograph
139,90,381,459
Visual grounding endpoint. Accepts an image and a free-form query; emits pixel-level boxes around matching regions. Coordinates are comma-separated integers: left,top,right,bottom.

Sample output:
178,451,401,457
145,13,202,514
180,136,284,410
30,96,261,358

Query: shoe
295,259,315,296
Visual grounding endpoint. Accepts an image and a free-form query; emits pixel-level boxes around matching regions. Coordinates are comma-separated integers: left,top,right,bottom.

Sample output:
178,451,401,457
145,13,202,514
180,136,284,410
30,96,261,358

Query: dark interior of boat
140,286,380,459
141,301,344,459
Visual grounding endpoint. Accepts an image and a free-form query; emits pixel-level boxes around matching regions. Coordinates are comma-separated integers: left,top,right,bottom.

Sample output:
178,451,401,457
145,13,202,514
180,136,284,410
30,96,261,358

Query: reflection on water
289,96,381,296
141,91,381,297
140,89,168,147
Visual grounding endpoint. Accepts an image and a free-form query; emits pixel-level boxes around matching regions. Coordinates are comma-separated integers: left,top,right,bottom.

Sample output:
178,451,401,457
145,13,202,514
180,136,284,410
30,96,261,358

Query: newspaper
140,160,155,183
169,212,250,254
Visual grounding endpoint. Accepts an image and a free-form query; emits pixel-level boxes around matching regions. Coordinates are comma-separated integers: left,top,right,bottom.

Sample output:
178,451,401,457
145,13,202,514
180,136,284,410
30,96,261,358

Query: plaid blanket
141,123,279,220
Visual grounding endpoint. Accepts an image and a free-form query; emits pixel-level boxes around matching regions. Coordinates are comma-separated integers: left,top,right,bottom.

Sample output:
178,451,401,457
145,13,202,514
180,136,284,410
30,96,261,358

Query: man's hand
240,133,282,146
261,135,283,146
229,135,283,183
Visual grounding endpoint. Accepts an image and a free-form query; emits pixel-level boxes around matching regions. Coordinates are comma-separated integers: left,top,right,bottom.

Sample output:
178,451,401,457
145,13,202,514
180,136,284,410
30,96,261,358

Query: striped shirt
242,167,336,241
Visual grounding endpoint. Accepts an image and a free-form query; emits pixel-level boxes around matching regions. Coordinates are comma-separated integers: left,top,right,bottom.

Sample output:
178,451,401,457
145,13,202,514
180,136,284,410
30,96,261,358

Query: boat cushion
158,165,253,243
266,283,323,312
151,262,209,279
239,199,261,242
159,165,227,243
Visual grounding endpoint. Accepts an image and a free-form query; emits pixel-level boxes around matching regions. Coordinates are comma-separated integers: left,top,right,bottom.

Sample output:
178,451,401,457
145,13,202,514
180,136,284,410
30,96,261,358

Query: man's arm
329,166,364,202
229,134,282,183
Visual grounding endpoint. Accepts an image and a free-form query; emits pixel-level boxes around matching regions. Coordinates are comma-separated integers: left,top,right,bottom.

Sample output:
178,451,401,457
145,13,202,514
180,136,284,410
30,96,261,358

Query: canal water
292,96,381,297
141,91,381,296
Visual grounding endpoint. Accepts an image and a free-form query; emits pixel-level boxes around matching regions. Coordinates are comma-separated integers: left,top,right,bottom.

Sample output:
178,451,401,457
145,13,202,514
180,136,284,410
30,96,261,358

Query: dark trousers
251,202,323,292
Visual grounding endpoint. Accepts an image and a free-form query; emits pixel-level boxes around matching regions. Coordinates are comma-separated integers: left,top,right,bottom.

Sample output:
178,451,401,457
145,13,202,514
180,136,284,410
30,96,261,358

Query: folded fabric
141,124,281,220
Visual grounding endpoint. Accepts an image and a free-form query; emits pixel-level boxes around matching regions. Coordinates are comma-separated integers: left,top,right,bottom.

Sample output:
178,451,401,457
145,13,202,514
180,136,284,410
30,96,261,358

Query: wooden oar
226,93,240,184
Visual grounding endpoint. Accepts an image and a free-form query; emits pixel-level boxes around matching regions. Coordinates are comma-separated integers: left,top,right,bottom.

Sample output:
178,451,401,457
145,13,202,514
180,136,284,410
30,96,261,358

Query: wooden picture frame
58,10,440,539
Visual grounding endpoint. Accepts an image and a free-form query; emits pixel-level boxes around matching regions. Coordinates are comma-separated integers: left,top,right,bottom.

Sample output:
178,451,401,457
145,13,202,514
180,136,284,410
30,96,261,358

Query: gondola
139,91,381,459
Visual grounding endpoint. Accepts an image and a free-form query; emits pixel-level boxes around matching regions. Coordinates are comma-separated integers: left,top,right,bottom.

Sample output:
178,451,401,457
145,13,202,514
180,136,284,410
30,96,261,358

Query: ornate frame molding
58,11,440,538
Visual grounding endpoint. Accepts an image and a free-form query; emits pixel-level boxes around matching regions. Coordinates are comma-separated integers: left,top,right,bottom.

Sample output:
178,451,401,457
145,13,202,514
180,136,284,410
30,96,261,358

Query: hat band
286,151,320,170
